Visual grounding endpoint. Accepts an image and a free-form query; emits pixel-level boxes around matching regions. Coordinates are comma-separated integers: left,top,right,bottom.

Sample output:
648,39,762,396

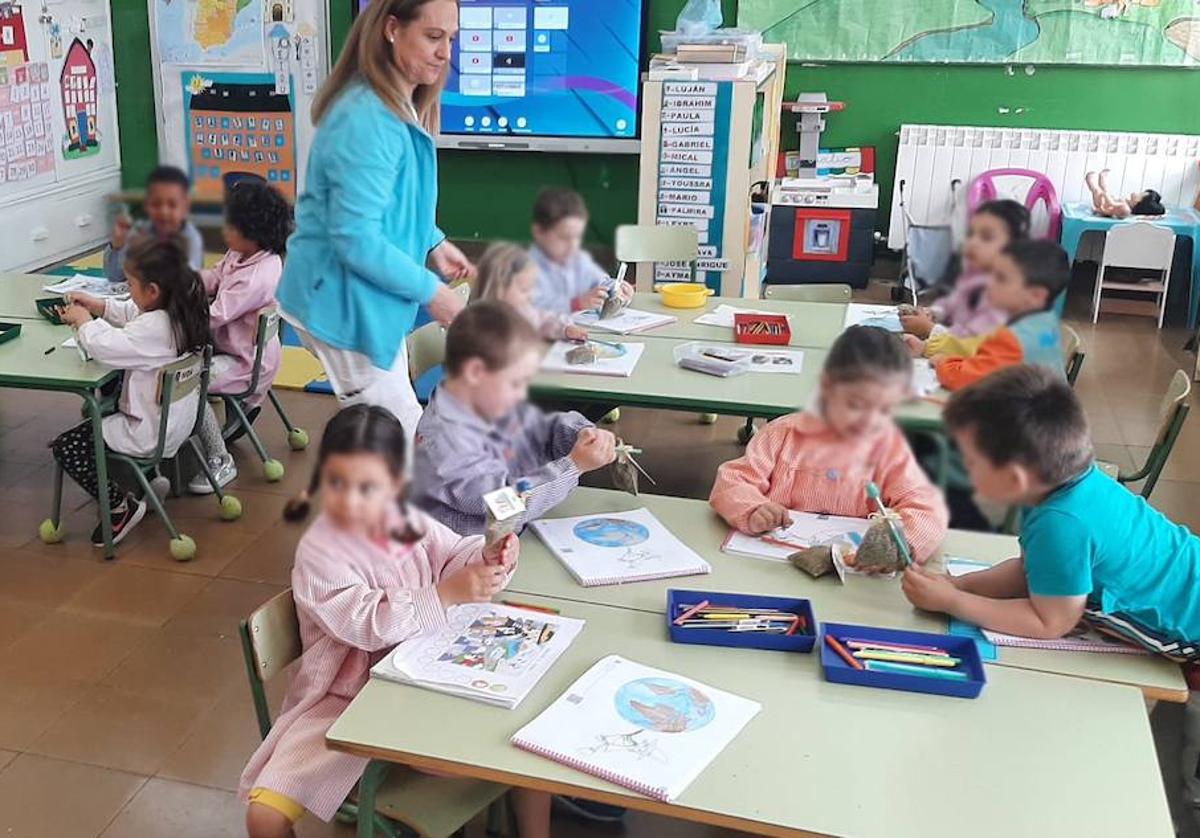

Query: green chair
41,346,243,561
220,307,309,483
239,591,509,838
762,283,853,303
1098,369,1191,499
615,224,700,285
1061,323,1086,387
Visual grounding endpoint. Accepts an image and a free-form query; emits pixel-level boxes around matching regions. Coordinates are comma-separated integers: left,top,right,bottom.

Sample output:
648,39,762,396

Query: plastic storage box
820,622,986,699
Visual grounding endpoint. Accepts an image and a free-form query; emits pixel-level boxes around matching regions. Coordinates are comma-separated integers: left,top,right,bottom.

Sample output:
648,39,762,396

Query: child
56,237,211,546
186,180,292,495
900,199,1029,344
412,300,616,536
475,241,587,341
239,405,550,838
528,188,633,316
709,325,949,563
906,239,1069,391
105,165,204,283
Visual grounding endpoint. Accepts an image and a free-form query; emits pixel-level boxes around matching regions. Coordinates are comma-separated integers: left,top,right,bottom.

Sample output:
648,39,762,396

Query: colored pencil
864,660,969,681
842,637,946,654
824,634,864,670
853,650,961,667
672,599,710,626
500,599,561,615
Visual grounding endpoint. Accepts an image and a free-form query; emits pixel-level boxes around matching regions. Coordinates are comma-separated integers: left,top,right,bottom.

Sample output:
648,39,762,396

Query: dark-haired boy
105,165,204,283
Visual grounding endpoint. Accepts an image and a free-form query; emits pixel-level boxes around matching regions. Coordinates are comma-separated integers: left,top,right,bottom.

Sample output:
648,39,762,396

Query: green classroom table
532,337,945,431
0,273,58,320
327,594,1173,838
0,318,121,557
508,488,1188,703
619,291,848,349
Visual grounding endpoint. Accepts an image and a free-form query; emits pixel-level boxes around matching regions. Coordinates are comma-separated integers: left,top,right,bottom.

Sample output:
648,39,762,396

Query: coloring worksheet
573,308,676,335
722,511,871,562
843,303,902,332
540,340,646,377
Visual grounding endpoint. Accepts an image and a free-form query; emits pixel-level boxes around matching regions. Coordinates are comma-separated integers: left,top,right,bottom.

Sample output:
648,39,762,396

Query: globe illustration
614,678,715,733
573,518,650,548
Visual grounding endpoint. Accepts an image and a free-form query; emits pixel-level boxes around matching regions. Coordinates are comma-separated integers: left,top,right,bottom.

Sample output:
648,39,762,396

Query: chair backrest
967,168,1062,241
763,283,852,303
1060,324,1085,385
1101,224,1176,272
239,589,302,740
615,225,699,264
407,321,447,382
1155,370,1191,448
241,306,282,398
149,347,208,463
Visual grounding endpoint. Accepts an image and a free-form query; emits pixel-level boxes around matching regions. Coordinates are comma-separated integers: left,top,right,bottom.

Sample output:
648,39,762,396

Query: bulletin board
148,0,327,200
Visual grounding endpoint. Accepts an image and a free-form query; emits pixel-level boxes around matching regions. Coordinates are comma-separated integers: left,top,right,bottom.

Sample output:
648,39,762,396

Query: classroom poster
0,61,56,187
155,0,265,67
182,71,297,201
0,4,30,68
59,38,101,160
738,0,1200,66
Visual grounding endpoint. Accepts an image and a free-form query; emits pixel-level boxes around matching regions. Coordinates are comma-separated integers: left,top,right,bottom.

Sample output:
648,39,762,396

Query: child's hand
437,563,507,606
899,309,935,339
59,303,93,328
64,292,105,316
564,324,589,342
483,532,519,572
110,214,133,249
616,280,635,303
746,502,792,535
900,567,960,614
574,286,607,312
901,334,925,358
569,427,616,472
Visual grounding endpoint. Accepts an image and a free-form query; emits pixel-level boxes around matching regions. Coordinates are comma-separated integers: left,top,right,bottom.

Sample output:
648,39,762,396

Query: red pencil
825,634,864,670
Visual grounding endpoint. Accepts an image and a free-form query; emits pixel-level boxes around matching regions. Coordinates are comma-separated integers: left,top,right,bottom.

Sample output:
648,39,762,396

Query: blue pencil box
666,589,816,653
820,622,987,699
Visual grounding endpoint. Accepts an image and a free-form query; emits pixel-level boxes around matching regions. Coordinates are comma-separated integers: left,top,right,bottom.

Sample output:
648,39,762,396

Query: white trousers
291,324,422,457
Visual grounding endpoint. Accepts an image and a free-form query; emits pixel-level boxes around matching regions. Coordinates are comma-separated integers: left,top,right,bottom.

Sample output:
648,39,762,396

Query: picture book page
540,340,645,377
723,511,871,562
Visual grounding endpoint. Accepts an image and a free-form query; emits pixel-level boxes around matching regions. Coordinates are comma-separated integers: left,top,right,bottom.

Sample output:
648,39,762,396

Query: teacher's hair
313,0,452,132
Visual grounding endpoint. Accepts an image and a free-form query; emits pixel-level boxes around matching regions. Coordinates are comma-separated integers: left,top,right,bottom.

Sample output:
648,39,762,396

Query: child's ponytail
123,235,211,353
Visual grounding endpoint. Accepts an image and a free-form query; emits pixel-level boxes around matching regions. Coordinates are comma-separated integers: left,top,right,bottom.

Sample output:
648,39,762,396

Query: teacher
276,0,472,447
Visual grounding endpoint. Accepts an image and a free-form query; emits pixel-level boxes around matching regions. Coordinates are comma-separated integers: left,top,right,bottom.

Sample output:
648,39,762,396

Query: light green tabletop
532,337,945,429
0,318,115,390
0,273,58,320
618,292,848,349
509,488,1187,702
327,594,1172,838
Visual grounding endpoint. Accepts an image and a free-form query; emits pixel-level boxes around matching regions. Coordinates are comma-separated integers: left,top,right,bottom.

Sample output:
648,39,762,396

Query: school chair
40,347,243,561
761,283,853,303
1061,323,1086,386
1097,369,1191,499
1091,224,1176,328
967,168,1062,241
220,307,310,483
615,224,700,286
240,591,509,838
406,283,471,405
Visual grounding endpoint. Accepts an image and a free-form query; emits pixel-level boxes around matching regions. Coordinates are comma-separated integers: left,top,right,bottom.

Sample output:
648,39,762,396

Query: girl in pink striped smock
240,405,551,838
710,326,949,563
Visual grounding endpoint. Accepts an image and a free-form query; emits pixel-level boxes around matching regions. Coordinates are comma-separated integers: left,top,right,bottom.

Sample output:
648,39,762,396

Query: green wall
113,0,1196,242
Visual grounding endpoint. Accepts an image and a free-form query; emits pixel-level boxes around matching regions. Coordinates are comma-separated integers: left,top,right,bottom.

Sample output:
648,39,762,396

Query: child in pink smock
187,180,292,494
475,241,588,341
240,405,551,838
710,326,949,564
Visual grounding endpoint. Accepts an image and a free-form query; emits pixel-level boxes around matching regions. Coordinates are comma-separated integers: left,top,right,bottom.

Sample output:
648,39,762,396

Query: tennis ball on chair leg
263,459,285,482
287,428,309,450
169,534,196,562
38,518,65,544
220,495,243,521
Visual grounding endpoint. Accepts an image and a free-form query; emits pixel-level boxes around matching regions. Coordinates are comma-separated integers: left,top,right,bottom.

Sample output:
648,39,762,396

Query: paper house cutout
60,38,99,154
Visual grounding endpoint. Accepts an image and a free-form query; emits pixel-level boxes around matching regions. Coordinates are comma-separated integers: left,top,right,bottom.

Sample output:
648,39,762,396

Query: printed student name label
696,258,731,272
660,111,715,128
654,266,695,281
698,245,718,258
662,96,715,111
658,177,713,191
662,122,711,137
660,163,711,177
662,137,714,151
657,189,711,205
661,150,714,164
657,216,710,233
657,203,715,219
663,82,716,96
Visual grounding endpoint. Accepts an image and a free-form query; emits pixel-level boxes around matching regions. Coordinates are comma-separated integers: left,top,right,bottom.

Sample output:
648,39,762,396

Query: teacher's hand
428,282,467,326
431,240,476,281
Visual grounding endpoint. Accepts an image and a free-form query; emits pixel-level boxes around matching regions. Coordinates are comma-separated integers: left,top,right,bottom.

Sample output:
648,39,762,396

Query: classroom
0,0,1198,836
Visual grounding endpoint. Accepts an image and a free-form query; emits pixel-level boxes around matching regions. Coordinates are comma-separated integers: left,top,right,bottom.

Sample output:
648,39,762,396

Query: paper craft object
371,603,584,708
610,440,654,496
541,340,645,378
843,303,902,333
483,485,526,547
511,654,760,802
529,507,711,587
574,308,676,335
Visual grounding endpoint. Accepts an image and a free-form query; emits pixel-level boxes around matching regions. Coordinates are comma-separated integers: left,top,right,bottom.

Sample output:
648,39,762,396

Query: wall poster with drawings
0,61,55,188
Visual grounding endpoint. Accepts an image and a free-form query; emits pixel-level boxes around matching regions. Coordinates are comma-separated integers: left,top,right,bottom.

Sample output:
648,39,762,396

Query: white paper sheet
574,308,677,335
722,511,872,562
540,340,645,377
42,275,129,299
843,303,902,332
693,303,779,328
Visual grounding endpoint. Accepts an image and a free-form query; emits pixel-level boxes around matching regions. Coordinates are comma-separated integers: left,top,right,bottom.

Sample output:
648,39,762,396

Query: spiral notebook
981,625,1149,655
573,308,677,335
511,655,760,802
529,508,711,587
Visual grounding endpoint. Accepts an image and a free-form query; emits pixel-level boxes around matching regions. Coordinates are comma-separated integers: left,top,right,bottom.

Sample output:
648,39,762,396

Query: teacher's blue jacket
277,83,445,369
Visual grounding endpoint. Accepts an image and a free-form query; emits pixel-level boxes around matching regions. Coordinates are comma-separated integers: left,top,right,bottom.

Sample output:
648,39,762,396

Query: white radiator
887,124,1200,249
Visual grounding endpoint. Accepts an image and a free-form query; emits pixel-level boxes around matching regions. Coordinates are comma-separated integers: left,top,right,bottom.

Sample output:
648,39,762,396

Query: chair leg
1092,267,1104,324
356,760,390,838
228,397,270,465
268,389,296,433
129,465,180,540
38,462,66,543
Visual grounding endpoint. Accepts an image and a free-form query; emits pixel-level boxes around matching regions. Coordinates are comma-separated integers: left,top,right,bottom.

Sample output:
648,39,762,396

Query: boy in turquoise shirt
901,365,1200,834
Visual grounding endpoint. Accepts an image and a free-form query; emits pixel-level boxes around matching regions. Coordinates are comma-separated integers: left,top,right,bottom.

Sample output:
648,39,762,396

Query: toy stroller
891,178,963,304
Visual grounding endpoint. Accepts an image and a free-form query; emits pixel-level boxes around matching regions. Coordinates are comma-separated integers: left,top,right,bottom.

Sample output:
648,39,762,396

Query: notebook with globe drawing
511,655,760,802
528,508,712,587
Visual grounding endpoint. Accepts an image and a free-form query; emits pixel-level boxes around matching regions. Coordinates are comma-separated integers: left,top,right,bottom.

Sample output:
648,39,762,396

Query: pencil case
36,298,65,325
734,313,791,346
0,321,22,347
820,622,987,699
666,589,816,653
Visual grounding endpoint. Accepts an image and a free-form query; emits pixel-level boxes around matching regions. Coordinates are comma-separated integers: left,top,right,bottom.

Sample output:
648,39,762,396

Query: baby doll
1085,170,1165,219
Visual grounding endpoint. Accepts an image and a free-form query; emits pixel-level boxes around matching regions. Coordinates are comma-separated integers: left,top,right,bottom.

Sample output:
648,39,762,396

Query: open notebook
529,508,711,587
540,340,645,377
370,603,585,709
511,655,760,802
722,511,871,562
574,308,676,335
843,303,901,332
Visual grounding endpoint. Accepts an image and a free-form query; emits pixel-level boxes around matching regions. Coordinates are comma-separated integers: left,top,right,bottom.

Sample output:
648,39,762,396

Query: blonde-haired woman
275,0,473,452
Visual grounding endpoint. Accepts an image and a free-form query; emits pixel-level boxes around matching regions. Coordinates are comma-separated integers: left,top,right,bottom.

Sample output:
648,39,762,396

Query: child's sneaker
91,494,147,547
187,454,238,495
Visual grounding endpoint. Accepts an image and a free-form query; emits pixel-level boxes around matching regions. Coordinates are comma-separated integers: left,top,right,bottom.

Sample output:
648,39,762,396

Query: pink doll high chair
967,168,1062,241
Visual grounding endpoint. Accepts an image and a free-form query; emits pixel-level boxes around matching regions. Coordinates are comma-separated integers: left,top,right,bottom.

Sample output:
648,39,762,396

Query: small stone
855,520,905,572
789,545,834,578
